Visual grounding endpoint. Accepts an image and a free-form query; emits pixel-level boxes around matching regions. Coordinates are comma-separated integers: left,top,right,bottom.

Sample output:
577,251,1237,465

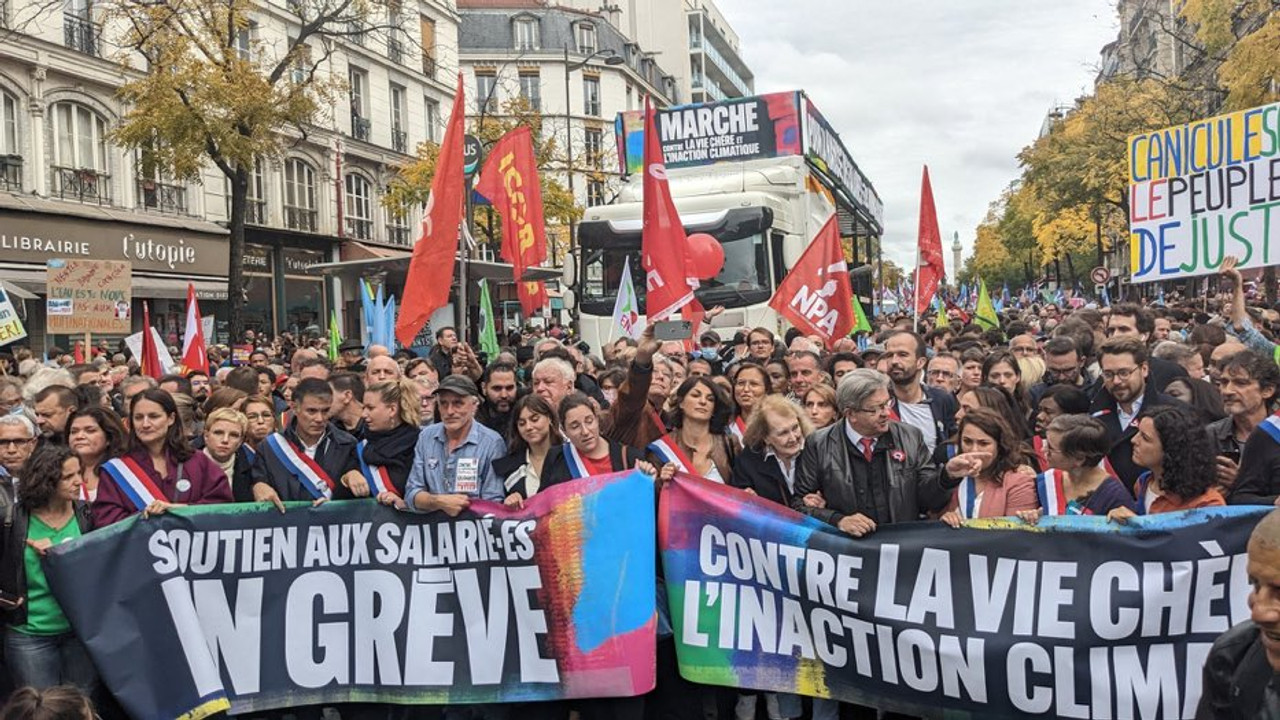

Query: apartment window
513,17,538,51
344,173,373,239
424,97,440,143
390,84,407,153
582,75,601,116
349,67,370,140
387,29,404,64
52,102,108,203
419,16,436,77
283,157,317,232
386,210,410,246
63,0,98,56
234,24,252,61
1,92,20,191
575,23,596,55
135,148,186,214
583,127,603,168
475,73,497,114
518,72,541,111
586,179,605,207
287,35,307,83
225,160,267,224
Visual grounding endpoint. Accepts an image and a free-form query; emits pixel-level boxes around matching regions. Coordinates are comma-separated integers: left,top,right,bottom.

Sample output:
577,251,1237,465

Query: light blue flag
360,279,377,344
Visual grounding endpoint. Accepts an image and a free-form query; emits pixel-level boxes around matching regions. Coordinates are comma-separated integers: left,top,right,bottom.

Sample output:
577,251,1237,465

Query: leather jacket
1197,621,1280,719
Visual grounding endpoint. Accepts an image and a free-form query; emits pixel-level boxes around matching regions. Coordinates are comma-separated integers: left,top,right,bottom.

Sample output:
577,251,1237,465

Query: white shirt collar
844,420,874,448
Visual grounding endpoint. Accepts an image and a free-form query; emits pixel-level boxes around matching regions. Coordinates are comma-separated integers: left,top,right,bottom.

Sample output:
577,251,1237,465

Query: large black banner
44,472,657,719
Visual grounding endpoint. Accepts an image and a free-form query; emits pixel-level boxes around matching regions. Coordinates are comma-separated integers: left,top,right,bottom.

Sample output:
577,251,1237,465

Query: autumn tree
1180,0,1280,110
109,0,394,338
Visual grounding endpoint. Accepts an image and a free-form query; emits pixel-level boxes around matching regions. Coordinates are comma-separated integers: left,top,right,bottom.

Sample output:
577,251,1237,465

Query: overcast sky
715,0,1118,275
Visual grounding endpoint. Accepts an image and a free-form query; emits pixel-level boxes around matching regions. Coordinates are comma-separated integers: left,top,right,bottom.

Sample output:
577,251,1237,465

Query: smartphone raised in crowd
654,320,693,341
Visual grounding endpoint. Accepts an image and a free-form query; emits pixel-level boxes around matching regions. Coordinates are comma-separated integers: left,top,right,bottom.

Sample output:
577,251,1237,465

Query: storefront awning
0,280,36,301
0,267,228,300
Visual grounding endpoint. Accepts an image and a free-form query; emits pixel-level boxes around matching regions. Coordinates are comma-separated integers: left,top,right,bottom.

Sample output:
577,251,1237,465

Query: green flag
935,298,949,328
975,279,1000,330
851,294,872,335
328,309,341,363
478,279,500,359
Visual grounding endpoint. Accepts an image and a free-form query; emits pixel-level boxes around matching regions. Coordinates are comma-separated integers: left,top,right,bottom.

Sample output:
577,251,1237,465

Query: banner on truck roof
1127,101,1280,283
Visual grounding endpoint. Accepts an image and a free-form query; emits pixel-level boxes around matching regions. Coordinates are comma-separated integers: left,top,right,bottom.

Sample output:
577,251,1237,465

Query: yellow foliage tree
1181,0,1280,110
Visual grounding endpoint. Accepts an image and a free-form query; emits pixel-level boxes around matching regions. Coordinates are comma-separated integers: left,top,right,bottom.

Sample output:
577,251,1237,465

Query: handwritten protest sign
45,259,131,334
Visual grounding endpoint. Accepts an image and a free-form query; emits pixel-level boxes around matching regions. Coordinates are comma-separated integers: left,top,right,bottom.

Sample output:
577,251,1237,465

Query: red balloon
687,233,725,280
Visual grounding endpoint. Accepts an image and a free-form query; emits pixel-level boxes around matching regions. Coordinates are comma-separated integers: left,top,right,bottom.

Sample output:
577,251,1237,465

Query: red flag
140,302,164,380
396,73,467,348
768,215,854,347
73,342,84,364
473,126,549,315
180,283,209,374
641,97,695,321
915,165,945,316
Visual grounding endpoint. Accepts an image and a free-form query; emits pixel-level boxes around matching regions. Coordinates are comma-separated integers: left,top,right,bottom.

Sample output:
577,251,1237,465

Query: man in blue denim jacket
404,375,506,515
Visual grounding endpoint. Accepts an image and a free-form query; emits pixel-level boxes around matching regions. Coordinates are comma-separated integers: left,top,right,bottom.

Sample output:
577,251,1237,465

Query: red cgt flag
914,165,945,316
768,214,854,347
641,97,695,321
180,283,209,374
396,73,467,348
473,126,549,315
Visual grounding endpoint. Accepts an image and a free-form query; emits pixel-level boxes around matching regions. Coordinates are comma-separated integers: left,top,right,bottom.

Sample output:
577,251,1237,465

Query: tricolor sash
727,417,746,443
1260,413,1280,445
648,435,695,474
1035,469,1070,516
242,444,257,466
563,443,592,479
356,440,399,498
957,476,978,520
1134,471,1154,515
101,457,166,511
264,433,334,500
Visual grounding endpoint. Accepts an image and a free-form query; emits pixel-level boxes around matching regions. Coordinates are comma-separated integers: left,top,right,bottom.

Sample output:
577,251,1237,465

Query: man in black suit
1089,336,1177,488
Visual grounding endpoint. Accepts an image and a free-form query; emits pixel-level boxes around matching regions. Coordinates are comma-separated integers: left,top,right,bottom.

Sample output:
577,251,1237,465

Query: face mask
701,348,720,362
602,389,618,405
7,404,24,417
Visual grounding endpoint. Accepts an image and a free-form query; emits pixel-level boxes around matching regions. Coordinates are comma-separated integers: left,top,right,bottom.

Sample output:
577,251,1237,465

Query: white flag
611,257,646,340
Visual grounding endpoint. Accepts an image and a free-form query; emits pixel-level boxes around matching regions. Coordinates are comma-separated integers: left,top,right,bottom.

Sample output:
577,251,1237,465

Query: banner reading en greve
44,471,657,720
660,475,1265,720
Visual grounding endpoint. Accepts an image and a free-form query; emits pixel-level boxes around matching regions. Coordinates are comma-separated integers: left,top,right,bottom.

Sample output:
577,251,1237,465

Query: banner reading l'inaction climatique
45,471,657,720
660,475,1265,720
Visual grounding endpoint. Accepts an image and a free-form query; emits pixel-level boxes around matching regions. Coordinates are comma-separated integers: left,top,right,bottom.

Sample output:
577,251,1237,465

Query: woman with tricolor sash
1016,414,1134,522
1109,404,1225,522
92,388,233,528
728,362,770,445
232,395,276,502
539,393,656,490
496,394,559,508
647,376,739,483
0,444,97,695
339,379,420,509
940,407,1038,527
65,407,126,503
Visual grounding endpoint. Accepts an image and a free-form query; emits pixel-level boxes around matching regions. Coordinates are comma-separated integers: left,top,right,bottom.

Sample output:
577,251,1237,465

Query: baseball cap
437,375,480,398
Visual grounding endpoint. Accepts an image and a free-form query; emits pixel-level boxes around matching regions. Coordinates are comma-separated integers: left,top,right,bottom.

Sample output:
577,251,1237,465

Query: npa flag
914,166,945,316
179,283,209,374
975,278,1000,330
612,257,645,339
139,302,163,380
473,126,550,315
396,74,467,347
641,97,695,321
768,215,853,346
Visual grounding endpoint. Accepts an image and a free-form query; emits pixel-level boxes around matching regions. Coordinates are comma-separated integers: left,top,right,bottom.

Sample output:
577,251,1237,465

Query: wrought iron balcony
388,37,403,64
352,115,371,141
344,217,373,240
284,205,317,232
392,128,407,153
421,54,436,79
386,224,410,246
136,179,187,214
64,14,101,57
52,166,110,204
244,199,267,225
0,155,21,191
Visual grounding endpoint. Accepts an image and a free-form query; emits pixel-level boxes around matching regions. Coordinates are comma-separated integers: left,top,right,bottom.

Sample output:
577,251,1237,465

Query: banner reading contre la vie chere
44,471,658,720
660,476,1265,720
1129,101,1280,282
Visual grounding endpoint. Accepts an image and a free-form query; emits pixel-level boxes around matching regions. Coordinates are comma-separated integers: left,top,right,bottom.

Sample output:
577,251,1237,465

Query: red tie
860,437,874,462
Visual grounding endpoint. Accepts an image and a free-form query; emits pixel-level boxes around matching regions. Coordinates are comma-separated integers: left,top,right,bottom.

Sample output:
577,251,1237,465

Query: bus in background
575,90,883,352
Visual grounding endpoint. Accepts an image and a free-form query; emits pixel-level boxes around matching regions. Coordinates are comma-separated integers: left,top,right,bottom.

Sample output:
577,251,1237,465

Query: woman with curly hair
940,407,1038,527
1109,405,1225,522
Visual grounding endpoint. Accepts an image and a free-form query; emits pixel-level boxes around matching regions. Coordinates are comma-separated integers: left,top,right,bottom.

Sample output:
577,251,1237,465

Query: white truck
574,90,884,351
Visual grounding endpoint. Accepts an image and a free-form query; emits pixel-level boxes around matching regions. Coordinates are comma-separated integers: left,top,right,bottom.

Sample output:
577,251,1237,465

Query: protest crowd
0,254,1279,720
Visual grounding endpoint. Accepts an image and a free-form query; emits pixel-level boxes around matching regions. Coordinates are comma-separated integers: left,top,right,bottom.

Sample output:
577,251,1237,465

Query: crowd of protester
0,259,1278,718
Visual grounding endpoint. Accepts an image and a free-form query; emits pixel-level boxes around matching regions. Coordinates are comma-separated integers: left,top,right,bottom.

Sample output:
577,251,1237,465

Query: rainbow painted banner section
1127,101,1280,282
45,471,657,720
660,475,1266,719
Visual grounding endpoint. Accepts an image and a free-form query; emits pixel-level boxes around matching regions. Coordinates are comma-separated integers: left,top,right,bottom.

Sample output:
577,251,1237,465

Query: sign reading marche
44,472,657,720
660,476,1264,720
1129,101,1280,281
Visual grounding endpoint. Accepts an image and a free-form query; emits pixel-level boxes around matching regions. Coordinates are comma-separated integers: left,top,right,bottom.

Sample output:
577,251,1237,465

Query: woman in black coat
730,394,813,508
341,379,422,509
538,393,652,489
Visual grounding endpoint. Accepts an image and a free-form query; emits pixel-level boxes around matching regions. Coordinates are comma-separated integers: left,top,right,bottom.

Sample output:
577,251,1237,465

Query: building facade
0,0,459,348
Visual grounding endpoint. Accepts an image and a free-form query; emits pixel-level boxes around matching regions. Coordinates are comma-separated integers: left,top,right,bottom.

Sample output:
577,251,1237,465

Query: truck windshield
581,232,770,314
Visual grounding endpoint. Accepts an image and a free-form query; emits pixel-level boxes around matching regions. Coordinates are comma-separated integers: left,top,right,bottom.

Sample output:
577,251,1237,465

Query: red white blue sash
356,440,399,498
1035,469,1069,516
102,457,166,511
242,444,256,466
1260,414,1280,445
563,443,592,479
957,476,978,520
264,433,333,500
1134,471,1154,515
727,417,746,443
648,435,694,473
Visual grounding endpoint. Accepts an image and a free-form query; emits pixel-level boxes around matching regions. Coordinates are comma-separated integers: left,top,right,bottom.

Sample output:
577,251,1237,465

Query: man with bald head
291,348,319,375
1198,509,1280,717
365,355,401,385
367,344,390,359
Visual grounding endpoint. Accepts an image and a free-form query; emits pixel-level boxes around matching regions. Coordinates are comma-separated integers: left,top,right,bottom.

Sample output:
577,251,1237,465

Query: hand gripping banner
659,474,1266,720
45,471,657,719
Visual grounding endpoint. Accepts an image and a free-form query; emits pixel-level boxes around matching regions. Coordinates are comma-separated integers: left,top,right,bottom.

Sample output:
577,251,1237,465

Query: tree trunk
227,166,249,342
1094,210,1105,268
